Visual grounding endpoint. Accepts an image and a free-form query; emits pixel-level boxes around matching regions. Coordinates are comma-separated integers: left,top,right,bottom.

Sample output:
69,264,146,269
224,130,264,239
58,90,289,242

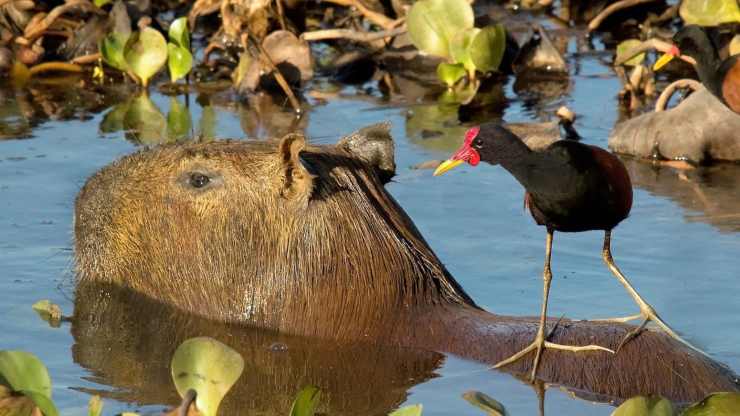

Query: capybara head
74,123,472,338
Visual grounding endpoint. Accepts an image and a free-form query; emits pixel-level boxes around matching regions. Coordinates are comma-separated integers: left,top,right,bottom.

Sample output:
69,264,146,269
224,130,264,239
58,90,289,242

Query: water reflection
622,159,740,233
72,283,442,415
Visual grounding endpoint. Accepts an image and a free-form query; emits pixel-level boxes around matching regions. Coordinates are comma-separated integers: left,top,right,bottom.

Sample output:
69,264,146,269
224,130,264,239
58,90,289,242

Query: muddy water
1,45,739,415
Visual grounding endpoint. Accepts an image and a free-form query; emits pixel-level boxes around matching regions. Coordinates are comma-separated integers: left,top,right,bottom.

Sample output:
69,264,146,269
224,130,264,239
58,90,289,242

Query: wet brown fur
74,133,739,404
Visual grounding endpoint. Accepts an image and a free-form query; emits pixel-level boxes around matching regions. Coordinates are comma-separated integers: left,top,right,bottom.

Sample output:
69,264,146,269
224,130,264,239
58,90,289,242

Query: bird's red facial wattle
433,127,481,176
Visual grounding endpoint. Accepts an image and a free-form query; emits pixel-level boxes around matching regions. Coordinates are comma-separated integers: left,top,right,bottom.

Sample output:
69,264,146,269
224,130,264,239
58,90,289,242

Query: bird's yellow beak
653,45,680,71
433,159,464,176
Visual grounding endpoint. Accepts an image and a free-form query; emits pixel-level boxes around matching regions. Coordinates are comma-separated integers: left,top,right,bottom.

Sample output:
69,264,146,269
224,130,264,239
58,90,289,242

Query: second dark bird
433,123,704,381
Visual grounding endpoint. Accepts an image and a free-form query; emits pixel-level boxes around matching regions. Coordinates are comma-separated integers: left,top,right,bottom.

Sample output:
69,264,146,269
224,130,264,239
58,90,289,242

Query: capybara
73,123,739,406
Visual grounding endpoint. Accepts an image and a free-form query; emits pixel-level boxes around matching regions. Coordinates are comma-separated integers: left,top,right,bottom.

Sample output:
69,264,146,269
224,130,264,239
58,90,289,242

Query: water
1,41,739,415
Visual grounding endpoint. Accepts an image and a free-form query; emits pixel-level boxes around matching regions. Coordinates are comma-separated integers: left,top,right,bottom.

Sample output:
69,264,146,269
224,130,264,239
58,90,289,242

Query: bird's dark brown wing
720,56,740,113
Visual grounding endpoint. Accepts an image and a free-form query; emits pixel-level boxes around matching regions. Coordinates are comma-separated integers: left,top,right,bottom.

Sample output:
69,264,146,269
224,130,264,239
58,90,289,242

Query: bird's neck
691,44,723,94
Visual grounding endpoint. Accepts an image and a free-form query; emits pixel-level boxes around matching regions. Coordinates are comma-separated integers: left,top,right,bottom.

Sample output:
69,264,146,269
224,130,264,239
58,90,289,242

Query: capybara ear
278,133,315,205
337,122,396,184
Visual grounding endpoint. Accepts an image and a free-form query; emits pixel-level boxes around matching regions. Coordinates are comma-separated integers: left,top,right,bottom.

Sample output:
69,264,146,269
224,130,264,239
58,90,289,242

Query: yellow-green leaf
170,337,244,416
616,39,646,67
462,391,507,416
389,404,423,416
167,43,192,83
124,27,168,87
437,62,466,87
611,396,674,416
99,32,129,71
290,386,320,416
681,392,740,416
407,0,474,58
679,0,740,26
88,395,103,416
469,24,506,73
168,17,190,50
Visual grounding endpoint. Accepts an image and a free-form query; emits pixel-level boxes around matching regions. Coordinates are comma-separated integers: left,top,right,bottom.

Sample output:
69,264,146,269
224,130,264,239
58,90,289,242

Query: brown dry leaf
0,386,38,416
221,0,271,40
236,30,313,92
188,0,221,29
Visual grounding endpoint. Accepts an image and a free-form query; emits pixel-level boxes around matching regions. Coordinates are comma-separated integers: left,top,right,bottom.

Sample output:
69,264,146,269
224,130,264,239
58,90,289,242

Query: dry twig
243,31,302,114
321,0,396,30
301,26,405,42
588,0,661,32
654,79,702,112
23,0,102,42
28,62,83,75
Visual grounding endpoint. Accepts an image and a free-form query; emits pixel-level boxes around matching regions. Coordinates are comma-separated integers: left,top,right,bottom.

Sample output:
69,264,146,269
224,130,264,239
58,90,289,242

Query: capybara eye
189,173,210,188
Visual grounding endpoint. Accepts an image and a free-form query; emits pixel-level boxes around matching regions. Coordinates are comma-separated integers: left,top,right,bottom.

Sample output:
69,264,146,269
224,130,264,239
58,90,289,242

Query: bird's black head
673,25,719,63
433,123,526,175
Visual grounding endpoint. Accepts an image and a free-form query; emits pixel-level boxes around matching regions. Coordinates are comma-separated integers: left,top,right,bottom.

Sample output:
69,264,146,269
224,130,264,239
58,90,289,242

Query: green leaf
123,94,166,144
437,62,467,87
0,352,52,398
438,79,479,104
469,24,506,73
88,395,103,416
124,27,168,87
18,390,58,416
462,391,507,416
616,39,646,67
93,0,112,6
681,392,740,416
171,337,244,416
611,396,674,416
167,43,193,83
0,352,58,416
389,404,423,416
31,300,62,327
449,27,479,73
167,97,192,141
290,386,321,416
406,0,474,58
99,32,129,71
679,0,740,26
168,17,190,50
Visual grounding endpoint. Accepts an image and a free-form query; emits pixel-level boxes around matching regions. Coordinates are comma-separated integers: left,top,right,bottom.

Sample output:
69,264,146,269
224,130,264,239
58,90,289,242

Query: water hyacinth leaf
94,0,112,6
289,386,320,416
124,27,168,87
31,300,62,327
0,352,52,398
388,404,423,416
681,392,740,416
123,94,166,144
167,43,192,82
407,0,474,58
462,391,507,416
679,0,740,26
469,24,506,73
171,337,244,416
437,62,467,87
449,28,479,73
99,32,129,71
438,80,479,104
616,39,646,67
611,395,674,416
88,395,103,416
168,17,190,50
167,97,192,141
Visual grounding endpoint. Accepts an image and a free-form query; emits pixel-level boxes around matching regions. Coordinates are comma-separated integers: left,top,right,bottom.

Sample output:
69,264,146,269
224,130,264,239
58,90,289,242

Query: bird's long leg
493,230,614,381
599,230,709,356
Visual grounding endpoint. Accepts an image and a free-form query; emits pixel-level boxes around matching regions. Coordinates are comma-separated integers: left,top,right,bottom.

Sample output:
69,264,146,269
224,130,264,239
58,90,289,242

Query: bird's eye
473,139,483,149
189,173,210,188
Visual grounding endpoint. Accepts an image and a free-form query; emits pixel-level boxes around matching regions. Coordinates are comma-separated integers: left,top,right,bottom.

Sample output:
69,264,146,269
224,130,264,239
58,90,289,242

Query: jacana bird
433,124,703,380
654,25,740,114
